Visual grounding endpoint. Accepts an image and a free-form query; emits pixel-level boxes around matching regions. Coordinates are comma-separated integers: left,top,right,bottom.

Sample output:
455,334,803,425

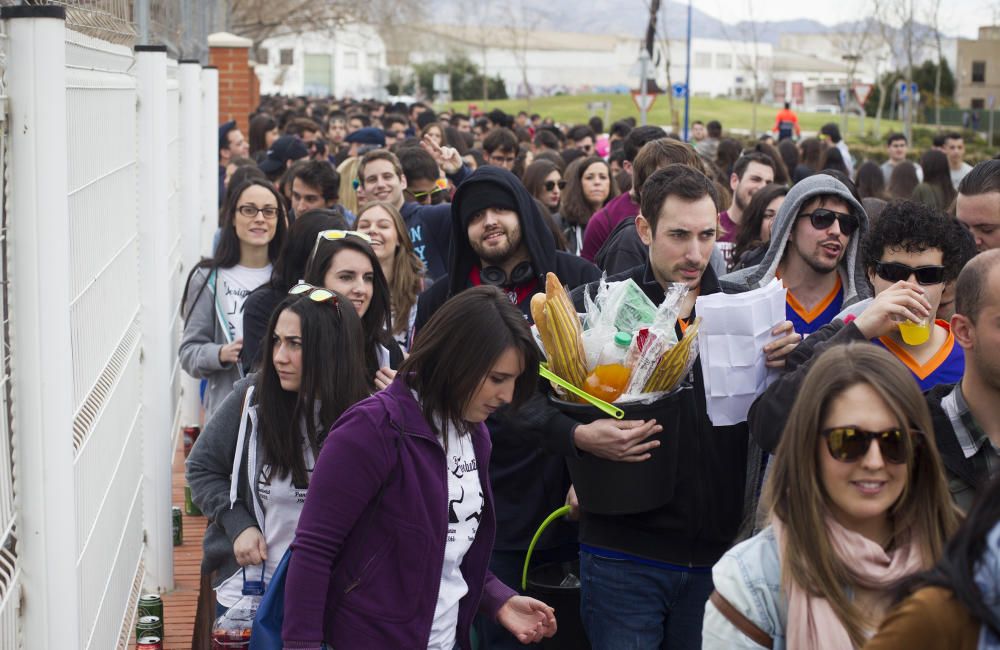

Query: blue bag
249,548,290,650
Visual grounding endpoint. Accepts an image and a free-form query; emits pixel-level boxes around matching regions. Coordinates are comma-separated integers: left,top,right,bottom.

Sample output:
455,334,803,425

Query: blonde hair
762,343,959,646
336,157,361,215
356,201,425,336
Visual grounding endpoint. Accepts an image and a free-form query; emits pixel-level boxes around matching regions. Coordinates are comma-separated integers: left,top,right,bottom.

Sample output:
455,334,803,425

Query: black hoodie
414,166,601,550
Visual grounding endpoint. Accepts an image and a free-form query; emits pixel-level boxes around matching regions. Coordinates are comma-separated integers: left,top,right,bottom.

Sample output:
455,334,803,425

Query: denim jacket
703,526,787,650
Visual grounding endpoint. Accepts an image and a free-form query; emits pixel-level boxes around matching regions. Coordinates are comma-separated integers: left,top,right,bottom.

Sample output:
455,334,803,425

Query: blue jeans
579,550,713,650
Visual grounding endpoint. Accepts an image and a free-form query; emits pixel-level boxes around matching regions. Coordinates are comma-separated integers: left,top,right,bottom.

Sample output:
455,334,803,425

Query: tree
412,55,507,101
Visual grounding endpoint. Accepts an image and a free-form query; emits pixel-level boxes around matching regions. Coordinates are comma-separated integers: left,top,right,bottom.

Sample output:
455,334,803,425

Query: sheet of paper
695,279,787,426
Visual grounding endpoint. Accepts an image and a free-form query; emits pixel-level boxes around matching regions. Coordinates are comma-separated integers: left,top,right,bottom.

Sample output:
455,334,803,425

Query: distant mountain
499,0,945,44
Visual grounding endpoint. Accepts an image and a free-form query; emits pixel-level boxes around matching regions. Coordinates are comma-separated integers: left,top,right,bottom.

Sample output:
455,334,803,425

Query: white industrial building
254,25,388,99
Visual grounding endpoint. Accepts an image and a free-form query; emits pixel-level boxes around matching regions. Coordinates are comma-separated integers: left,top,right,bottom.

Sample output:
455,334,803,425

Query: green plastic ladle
539,363,625,420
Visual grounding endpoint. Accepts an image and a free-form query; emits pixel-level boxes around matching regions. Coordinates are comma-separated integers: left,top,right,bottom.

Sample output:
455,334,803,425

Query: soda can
172,506,183,546
135,637,162,650
183,425,201,456
138,593,163,621
184,485,202,516
136,614,163,638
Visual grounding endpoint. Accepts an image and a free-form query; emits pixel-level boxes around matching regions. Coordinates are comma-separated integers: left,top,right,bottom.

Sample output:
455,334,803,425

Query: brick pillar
208,31,255,134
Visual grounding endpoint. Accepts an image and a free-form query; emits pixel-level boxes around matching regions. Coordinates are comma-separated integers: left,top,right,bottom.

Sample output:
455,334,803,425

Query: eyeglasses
798,208,859,236
875,261,946,286
237,204,280,220
820,426,917,464
544,180,567,192
289,282,340,310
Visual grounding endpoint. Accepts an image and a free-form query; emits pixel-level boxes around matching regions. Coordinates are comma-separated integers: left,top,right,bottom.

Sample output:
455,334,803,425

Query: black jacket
594,215,646,275
566,262,752,566
752,327,990,513
413,166,601,550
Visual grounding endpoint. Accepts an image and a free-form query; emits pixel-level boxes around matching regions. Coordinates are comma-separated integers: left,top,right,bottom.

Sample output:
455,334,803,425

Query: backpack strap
709,590,774,649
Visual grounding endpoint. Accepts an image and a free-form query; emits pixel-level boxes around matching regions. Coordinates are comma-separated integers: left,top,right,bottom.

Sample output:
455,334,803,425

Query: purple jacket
282,378,516,649
580,191,639,262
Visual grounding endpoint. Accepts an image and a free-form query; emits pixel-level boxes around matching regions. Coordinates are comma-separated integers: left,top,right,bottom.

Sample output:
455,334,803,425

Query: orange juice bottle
583,332,633,403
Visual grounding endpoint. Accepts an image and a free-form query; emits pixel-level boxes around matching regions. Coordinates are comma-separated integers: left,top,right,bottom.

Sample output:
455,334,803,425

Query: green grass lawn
439,93,903,144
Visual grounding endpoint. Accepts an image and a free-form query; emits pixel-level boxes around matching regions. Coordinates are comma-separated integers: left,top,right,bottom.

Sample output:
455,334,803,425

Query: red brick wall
209,45,256,135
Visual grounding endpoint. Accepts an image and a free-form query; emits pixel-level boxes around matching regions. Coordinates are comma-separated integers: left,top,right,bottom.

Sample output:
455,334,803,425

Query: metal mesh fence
0,0,219,62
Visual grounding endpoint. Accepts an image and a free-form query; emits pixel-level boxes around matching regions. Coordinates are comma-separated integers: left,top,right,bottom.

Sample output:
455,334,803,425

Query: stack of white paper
695,278,787,426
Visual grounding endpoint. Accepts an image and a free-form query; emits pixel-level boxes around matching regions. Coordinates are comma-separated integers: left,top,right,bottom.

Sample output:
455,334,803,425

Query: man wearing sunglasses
750,200,976,456
721,173,872,335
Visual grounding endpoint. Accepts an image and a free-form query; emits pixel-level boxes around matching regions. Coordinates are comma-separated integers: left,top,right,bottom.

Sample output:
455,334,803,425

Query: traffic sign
898,81,919,102
672,82,687,99
898,81,908,98
853,83,873,105
631,90,658,112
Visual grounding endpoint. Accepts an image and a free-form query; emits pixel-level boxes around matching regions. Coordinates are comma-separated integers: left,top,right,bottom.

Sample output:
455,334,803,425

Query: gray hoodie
718,174,873,308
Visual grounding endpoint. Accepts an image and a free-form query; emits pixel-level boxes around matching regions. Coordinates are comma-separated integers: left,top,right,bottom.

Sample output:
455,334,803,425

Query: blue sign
899,81,909,98
898,82,919,101
672,82,687,98
839,88,847,107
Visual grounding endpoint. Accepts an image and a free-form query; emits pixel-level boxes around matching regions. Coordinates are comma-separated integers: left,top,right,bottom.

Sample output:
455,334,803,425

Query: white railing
1,5,217,647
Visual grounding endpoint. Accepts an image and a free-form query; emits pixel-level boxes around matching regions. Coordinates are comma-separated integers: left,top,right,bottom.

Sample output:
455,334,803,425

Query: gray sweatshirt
179,267,243,420
718,173,873,309
186,375,262,586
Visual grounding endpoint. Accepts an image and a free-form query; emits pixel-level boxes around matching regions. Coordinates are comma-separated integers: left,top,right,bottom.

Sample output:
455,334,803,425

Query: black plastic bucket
552,384,695,515
521,507,591,650
525,559,590,649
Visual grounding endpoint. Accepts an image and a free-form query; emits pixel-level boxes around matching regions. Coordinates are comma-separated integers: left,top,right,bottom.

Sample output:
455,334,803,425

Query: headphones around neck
480,261,535,288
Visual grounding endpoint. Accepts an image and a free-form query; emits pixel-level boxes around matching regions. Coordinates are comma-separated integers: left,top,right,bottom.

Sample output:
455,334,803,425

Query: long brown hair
560,156,619,227
762,344,959,647
356,201,425,337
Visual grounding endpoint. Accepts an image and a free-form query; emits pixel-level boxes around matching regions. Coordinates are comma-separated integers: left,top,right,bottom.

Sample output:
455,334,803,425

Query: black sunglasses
821,426,917,464
799,208,859,236
875,261,946,286
544,180,567,191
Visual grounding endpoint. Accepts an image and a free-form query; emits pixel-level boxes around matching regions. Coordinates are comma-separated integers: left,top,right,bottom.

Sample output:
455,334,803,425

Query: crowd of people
184,94,1000,649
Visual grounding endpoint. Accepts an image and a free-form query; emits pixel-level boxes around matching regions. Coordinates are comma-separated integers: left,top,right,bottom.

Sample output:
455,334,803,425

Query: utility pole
684,0,692,140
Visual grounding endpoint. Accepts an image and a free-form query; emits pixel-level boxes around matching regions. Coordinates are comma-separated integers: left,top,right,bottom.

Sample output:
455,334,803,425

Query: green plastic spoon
539,363,625,420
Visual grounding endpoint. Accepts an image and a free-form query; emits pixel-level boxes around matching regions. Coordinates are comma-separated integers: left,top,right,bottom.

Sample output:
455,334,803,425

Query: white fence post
2,5,81,646
178,60,204,428
201,66,219,257
135,44,175,593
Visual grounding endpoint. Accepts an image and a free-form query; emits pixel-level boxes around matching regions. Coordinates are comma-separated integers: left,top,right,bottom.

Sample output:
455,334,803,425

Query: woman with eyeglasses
180,178,287,420
355,201,428,350
522,159,565,217
559,155,619,256
282,286,558,650
703,344,958,649
187,287,371,621
303,229,404,390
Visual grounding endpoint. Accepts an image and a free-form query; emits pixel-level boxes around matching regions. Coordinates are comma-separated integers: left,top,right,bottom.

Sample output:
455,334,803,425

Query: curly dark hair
862,199,969,282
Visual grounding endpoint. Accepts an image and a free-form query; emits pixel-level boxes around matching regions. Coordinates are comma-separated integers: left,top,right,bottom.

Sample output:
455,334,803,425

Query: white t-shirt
217,264,272,342
427,422,483,650
216,436,315,608
951,162,973,190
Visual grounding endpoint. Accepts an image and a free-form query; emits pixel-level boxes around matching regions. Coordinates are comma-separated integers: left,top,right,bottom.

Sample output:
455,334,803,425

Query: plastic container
211,574,264,649
583,332,632,403
522,507,591,650
553,384,695,515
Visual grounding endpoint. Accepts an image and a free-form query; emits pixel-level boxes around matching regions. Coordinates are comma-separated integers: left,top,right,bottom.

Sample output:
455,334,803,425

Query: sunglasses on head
310,229,373,262
544,180,567,192
821,426,917,464
875,261,946,286
289,282,340,311
798,208,859,236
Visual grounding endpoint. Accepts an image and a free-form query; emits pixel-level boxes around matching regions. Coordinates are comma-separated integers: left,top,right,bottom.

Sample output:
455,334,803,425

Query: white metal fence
0,5,217,648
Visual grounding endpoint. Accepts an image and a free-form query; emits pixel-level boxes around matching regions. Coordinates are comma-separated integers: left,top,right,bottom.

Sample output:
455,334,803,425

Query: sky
705,0,996,39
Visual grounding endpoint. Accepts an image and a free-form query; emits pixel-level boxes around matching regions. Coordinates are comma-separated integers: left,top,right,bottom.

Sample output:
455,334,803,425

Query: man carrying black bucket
567,164,799,649
415,166,666,649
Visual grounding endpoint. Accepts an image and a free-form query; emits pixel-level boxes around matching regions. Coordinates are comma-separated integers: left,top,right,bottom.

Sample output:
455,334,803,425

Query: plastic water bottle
211,573,264,649
583,332,632,402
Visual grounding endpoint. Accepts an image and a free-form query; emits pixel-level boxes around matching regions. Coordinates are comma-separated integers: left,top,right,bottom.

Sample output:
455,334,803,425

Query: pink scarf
772,516,923,649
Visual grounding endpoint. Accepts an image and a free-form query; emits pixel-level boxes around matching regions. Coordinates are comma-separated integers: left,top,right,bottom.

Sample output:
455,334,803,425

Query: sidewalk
131,440,206,648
